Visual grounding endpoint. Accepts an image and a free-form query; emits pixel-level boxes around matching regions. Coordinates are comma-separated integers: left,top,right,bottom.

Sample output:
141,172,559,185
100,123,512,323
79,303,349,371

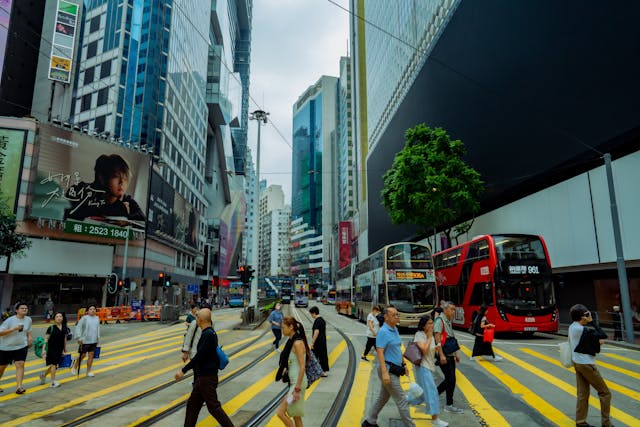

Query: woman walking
470,305,502,361
412,315,448,427
362,305,381,361
276,316,309,427
40,312,67,387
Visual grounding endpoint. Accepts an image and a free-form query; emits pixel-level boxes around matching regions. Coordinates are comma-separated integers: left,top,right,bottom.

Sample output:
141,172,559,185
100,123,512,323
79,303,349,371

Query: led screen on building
0,127,26,210
48,0,78,83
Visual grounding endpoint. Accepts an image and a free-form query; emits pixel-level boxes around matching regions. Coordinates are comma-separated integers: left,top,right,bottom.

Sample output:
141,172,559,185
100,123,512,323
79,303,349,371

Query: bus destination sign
508,265,540,275
387,269,436,282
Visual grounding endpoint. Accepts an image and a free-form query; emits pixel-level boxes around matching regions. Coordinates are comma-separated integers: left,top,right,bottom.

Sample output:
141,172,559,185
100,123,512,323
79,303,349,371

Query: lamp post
249,109,269,308
141,153,164,297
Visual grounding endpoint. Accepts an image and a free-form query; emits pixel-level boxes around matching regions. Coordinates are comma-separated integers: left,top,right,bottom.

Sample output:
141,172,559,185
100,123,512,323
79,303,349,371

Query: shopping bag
217,346,229,370
59,354,72,368
407,382,424,405
93,346,101,359
559,341,572,368
483,327,494,343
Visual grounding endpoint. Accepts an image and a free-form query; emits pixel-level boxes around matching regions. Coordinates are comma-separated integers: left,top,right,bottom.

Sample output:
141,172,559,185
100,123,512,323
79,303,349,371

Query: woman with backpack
470,305,502,361
276,316,310,426
40,312,67,387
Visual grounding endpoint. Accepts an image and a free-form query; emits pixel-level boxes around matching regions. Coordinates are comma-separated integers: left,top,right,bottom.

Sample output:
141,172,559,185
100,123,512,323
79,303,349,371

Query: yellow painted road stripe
127,338,273,427
596,360,640,379
520,348,640,402
460,346,574,426
601,352,640,367
337,357,373,426
493,348,638,427
456,365,511,427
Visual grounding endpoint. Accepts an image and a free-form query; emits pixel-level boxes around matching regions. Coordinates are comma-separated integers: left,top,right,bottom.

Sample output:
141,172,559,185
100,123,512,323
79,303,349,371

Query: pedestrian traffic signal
164,275,172,287
118,279,123,287
246,265,255,283
124,278,131,290
108,273,118,288
237,265,246,283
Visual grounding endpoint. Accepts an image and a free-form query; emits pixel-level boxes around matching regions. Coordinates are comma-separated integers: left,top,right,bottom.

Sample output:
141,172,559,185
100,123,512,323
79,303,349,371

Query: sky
247,0,350,205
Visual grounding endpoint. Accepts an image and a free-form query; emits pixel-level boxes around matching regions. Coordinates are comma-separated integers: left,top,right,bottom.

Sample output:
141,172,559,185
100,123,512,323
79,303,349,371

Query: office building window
90,16,100,33
97,87,109,106
87,41,98,59
100,60,111,79
94,115,106,132
81,94,92,111
84,67,94,85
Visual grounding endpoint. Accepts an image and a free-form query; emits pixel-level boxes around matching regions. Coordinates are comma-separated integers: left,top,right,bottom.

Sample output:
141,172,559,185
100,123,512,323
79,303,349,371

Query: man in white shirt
0,302,32,394
73,305,100,377
568,304,612,427
362,305,381,361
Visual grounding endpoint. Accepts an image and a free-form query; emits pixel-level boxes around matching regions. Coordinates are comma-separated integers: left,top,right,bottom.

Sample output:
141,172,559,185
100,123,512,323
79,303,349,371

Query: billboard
0,127,26,210
338,221,352,269
218,192,246,279
48,0,78,83
148,170,199,250
0,0,12,79
31,124,150,232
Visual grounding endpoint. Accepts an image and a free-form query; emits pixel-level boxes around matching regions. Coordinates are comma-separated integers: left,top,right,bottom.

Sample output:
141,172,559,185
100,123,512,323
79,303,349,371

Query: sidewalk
555,322,640,350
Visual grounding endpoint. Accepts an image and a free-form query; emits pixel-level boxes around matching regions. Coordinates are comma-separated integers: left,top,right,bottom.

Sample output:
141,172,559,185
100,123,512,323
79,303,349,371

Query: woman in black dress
40,312,67,387
470,305,502,361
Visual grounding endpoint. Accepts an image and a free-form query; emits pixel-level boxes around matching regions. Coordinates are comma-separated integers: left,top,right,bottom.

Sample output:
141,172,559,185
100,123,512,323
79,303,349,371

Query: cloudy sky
247,0,350,204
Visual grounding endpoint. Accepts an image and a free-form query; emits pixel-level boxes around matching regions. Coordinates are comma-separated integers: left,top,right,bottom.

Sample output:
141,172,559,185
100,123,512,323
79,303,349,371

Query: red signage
339,221,352,269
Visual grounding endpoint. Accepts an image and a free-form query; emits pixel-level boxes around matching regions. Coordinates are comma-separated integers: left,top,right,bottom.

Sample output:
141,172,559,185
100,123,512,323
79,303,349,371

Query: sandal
16,387,26,395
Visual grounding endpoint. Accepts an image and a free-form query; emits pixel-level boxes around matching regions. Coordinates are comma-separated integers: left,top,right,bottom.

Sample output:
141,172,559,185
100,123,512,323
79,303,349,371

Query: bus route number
509,265,540,274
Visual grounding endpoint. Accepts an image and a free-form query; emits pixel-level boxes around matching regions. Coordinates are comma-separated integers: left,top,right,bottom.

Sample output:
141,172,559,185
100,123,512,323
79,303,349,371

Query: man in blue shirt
362,305,415,427
268,303,284,351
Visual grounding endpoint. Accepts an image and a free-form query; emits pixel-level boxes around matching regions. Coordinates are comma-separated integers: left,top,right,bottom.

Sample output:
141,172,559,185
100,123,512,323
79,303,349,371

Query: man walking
268,302,283,351
175,308,234,427
362,305,415,427
0,302,33,394
73,305,100,377
569,304,612,427
434,301,464,414
309,306,329,376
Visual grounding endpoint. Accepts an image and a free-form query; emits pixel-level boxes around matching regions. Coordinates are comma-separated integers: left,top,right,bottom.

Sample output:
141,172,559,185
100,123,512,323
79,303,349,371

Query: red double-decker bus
433,234,558,334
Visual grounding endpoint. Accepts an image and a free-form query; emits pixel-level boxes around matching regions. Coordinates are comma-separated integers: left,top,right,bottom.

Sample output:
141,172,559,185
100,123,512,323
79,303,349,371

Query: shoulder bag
558,340,572,368
403,340,423,365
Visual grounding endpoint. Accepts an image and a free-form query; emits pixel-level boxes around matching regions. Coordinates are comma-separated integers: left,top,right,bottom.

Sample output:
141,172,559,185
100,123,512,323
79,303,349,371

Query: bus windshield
494,235,546,261
495,275,555,310
388,282,436,313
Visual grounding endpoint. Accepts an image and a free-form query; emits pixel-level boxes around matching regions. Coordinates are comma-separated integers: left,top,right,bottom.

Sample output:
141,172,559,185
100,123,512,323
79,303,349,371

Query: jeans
415,366,440,415
437,355,457,406
272,328,282,348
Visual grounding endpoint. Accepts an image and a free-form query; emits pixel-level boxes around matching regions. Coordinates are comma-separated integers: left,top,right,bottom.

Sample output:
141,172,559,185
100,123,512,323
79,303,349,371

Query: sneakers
362,420,379,427
50,381,60,388
493,355,503,361
432,419,449,427
86,372,95,377
39,373,46,385
444,405,464,414
361,356,369,361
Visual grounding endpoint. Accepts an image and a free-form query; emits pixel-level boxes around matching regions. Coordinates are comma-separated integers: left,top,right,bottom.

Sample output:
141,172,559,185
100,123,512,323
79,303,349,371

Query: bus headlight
497,306,508,321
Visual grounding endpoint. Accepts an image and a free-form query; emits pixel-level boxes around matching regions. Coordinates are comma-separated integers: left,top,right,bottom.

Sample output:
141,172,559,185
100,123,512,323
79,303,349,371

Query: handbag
217,346,229,370
483,327,495,343
403,341,423,365
93,346,101,359
59,354,72,368
559,341,572,368
305,352,324,385
442,336,460,355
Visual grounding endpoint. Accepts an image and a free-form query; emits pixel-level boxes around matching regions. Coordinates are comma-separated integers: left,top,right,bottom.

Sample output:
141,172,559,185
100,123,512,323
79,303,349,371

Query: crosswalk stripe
601,352,640,367
337,357,374,426
493,348,638,426
519,348,640,402
460,345,574,426
596,360,640,379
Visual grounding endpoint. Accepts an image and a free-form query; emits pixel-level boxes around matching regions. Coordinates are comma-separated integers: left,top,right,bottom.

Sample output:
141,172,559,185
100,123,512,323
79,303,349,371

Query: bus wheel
522,331,535,338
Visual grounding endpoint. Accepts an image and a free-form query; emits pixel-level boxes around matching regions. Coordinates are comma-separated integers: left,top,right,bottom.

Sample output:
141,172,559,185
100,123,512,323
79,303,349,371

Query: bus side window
378,283,386,305
470,282,493,306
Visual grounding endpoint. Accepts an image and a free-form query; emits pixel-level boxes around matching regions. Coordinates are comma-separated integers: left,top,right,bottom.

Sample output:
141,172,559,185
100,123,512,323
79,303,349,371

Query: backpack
34,336,46,358
217,346,229,370
305,351,324,385
469,313,478,335
376,313,385,327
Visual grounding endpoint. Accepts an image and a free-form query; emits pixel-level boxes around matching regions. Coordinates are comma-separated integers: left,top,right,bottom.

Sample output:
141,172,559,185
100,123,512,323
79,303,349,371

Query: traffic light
118,279,123,288
237,265,246,283
108,273,118,288
124,278,131,290
246,265,255,283
164,275,172,287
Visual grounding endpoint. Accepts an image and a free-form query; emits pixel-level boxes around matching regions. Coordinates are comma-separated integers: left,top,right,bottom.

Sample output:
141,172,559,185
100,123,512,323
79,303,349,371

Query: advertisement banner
31,124,150,232
338,221,352,269
148,170,199,250
218,192,246,279
0,127,26,210
48,0,78,83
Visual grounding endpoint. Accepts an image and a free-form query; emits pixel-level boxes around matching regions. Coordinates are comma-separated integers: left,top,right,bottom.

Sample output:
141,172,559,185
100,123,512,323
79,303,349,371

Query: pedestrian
276,316,309,427
44,298,54,323
432,306,443,320
175,308,234,427
434,301,464,414
72,305,100,377
470,305,502,361
269,302,284,352
39,312,67,387
309,306,329,376
362,305,381,361
0,302,33,394
182,306,215,363
611,306,623,341
569,304,612,427
362,305,415,427
185,304,198,327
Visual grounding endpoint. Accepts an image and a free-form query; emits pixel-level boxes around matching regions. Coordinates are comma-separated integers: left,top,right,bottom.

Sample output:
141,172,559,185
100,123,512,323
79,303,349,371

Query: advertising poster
48,0,78,83
31,124,149,233
218,192,246,279
338,221,352,269
148,170,199,250
0,127,26,210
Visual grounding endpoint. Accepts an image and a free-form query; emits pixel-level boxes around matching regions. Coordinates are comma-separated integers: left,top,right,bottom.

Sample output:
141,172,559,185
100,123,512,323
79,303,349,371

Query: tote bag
403,341,423,365
483,328,495,343
559,341,572,368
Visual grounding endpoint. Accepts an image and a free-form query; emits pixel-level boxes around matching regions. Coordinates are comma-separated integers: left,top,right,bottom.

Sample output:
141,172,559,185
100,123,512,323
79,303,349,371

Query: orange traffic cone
136,309,142,321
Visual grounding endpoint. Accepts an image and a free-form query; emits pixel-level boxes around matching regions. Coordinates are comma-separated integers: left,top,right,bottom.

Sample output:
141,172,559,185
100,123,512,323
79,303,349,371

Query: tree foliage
0,193,31,258
381,124,484,247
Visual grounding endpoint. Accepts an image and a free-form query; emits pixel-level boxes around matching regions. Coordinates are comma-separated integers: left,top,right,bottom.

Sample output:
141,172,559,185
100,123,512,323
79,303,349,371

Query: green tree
381,124,484,248
0,192,31,258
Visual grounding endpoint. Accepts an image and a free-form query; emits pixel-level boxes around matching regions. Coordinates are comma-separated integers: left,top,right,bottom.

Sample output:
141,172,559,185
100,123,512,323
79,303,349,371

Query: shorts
78,343,98,354
0,346,28,365
45,351,64,366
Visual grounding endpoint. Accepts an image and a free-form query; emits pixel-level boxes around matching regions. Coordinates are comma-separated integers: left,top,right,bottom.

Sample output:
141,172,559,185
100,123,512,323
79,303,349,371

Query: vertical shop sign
48,0,78,83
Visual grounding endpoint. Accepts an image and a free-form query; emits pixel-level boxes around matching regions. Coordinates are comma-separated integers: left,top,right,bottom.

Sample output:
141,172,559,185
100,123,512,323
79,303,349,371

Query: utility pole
249,109,269,308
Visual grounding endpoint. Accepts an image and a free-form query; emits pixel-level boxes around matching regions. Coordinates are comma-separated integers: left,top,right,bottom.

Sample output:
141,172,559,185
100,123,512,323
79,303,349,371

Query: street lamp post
249,109,269,308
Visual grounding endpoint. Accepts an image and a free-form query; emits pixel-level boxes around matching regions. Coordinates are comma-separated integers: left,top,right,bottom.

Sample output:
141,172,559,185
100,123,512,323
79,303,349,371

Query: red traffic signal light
118,279,123,287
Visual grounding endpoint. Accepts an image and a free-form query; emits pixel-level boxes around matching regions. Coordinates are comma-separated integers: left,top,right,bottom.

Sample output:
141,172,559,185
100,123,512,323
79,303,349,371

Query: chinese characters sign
338,221,351,269
64,220,132,240
48,0,78,83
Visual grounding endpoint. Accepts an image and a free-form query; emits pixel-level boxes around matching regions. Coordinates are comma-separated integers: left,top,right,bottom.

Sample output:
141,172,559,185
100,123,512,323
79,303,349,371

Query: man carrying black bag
362,306,415,427
434,301,464,415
